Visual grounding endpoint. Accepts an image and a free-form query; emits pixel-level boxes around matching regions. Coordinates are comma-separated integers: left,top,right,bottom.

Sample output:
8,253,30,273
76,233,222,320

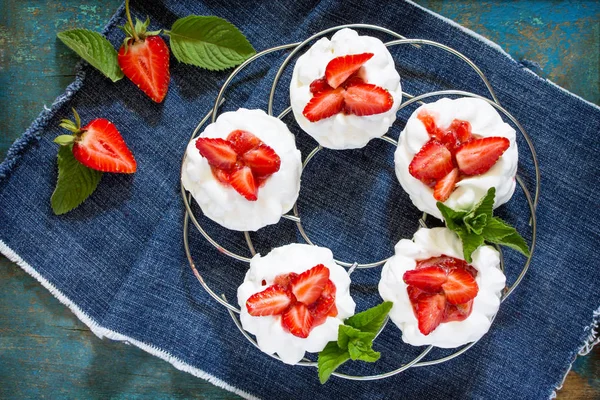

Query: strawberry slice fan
180,24,540,380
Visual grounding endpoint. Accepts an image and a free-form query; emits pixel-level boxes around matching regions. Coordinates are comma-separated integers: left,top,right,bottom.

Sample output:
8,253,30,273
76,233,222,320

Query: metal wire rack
180,24,539,381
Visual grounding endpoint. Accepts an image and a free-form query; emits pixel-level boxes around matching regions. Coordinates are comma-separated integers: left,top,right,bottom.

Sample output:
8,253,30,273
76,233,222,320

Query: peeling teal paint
532,17,543,26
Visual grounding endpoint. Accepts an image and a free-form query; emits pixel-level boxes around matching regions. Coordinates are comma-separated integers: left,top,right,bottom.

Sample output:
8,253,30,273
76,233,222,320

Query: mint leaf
338,325,375,350
57,29,123,82
345,301,393,334
464,212,487,235
317,342,350,384
437,201,468,231
51,145,102,215
348,341,380,362
472,187,495,219
484,217,530,257
482,217,518,241
167,16,256,70
456,230,484,263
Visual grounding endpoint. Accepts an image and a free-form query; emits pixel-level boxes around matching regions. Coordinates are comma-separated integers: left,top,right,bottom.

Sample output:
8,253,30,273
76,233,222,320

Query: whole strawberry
117,0,170,103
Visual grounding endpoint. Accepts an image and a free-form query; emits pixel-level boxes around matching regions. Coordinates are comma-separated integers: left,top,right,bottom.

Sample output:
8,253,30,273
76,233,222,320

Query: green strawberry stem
124,0,140,42
57,108,85,138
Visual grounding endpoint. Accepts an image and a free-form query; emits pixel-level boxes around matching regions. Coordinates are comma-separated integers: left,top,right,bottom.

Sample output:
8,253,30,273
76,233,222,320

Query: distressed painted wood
0,1,598,399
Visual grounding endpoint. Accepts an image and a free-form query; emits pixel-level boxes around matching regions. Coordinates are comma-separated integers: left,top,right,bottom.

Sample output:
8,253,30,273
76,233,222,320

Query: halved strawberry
303,87,345,122
310,280,337,326
449,119,472,143
246,285,292,316
290,264,330,305
195,138,238,170
241,144,281,176
227,130,262,155
309,77,332,95
403,266,447,292
211,166,231,186
433,167,460,202
409,140,455,182
443,300,473,323
407,285,425,304
325,53,374,89
417,111,442,141
282,303,314,338
342,74,364,88
118,35,170,103
343,83,393,117
442,268,479,305
229,166,257,201
455,137,510,176
70,118,137,173
415,293,446,335
273,272,299,290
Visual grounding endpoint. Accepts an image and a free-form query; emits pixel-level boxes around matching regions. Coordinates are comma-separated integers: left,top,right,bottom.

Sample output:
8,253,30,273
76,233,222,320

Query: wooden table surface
1,1,598,398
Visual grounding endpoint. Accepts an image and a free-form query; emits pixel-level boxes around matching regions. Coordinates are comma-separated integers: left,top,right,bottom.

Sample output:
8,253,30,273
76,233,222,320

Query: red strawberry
227,130,262,155
290,264,330,305
195,138,238,170
310,280,337,326
440,130,459,151
342,74,364,88
246,285,292,316
343,83,394,116
449,119,472,143
407,285,425,304
303,87,345,122
433,167,460,202
415,293,446,335
310,77,332,94
118,35,170,103
211,167,231,185
403,266,447,292
443,301,473,323
229,166,257,201
417,111,442,141
455,137,510,176
242,144,281,176
273,272,299,290
442,268,479,305
409,140,455,182
325,53,373,89
282,303,314,338
68,117,137,173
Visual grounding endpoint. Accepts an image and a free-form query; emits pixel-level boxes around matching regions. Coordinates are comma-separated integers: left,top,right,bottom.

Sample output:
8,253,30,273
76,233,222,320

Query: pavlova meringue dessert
378,227,505,348
394,97,518,220
181,108,302,231
237,244,356,364
290,28,402,149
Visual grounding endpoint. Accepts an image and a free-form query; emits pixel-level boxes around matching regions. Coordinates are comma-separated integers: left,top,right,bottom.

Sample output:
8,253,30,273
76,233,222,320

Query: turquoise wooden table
1,1,599,398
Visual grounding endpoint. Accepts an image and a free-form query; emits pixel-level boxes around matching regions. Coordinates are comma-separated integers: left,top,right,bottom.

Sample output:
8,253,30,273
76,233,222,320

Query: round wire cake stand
180,24,540,381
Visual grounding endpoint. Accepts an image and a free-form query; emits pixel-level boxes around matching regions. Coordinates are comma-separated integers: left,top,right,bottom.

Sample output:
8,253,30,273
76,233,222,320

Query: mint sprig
317,301,393,384
437,187,530,262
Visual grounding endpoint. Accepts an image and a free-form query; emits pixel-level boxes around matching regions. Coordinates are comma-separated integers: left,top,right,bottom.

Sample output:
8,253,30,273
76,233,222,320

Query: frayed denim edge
549,307,600,399
0,2,127,182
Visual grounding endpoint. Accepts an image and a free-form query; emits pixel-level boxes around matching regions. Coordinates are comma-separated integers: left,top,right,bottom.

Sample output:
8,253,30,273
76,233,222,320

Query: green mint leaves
437,188,530,262
317,301,393,384
166,16,256,71
57,29,124,82
51,145,102,215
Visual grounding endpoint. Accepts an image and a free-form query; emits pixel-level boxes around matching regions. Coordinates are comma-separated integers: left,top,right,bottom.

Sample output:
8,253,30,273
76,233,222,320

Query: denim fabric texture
1,1,599,398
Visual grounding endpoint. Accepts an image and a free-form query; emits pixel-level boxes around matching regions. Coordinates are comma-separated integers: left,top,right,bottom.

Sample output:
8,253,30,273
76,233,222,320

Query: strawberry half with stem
246,285,292,316
57,108,136,173
117,0,170,103
325,53,373,89
455,136,510,176
343,82,393,116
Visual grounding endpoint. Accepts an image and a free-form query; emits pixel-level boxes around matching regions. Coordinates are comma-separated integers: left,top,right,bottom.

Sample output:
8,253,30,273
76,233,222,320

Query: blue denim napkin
1,1,599,398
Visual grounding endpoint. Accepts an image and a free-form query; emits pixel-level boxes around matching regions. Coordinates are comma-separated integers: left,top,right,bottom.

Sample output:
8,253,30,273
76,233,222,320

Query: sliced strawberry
227,130,262,155
211,166,231,186
241,144,281,176
327,303,338,317
442,268,479,305
303,87,345,122
229,166,257,201
414,293,446,335
273,272,299,290
409,140,455,182
342,74,364,88
118,36,170,103
433,168,460,202
325,53,374,88
310,280,337,326
195,138,238,170
463,264,479,278
309,77,332,94
449,119,472,143
290,264,330,305
72,118,137,173
407,285,425,304
403,266,447,292
417,111,442,141
282,303,314,338
440,130,459,151
343,83,393,116
443,300,473,323
246,285,292,316
455,136,510,176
